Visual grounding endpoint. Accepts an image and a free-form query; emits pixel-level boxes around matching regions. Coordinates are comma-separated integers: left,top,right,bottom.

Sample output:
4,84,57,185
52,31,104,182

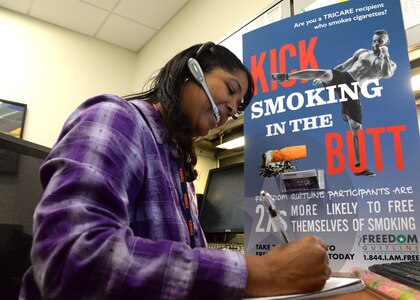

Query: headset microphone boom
187,58,221,124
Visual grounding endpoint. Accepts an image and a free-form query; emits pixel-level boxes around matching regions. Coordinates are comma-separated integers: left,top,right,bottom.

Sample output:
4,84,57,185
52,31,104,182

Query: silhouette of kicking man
272,29,397,176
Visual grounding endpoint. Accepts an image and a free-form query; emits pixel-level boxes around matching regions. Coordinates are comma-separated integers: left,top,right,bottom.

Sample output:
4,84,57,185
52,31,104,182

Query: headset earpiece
187,58,204,83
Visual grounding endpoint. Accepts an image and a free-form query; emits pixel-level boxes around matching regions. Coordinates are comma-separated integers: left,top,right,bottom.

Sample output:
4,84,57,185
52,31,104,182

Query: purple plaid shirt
20,94,246,299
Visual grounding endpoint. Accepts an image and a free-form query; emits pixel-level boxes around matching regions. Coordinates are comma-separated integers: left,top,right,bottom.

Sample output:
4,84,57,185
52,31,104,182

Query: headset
187,42,221,124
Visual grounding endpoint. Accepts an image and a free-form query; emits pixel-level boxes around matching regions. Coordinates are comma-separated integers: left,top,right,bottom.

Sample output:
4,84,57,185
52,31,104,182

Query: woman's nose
226,101,238,117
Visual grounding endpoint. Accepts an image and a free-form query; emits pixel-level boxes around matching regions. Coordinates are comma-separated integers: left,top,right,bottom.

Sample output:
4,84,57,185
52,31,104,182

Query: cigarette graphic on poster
242,0,419,271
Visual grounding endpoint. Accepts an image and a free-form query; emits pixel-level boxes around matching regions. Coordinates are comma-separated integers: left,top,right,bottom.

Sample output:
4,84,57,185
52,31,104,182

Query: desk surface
324,288,388,299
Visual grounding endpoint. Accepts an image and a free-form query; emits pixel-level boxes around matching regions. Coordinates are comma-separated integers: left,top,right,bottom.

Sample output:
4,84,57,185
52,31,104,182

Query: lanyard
132,103,196,247
176,150,196,248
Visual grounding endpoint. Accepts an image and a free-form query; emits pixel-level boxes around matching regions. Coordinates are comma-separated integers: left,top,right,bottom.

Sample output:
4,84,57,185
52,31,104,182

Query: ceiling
0,0,189,52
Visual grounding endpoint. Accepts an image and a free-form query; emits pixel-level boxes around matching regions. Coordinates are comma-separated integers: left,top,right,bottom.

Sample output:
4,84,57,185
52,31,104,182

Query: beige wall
132,0,276,92
0,8,137,147
0,1,279,193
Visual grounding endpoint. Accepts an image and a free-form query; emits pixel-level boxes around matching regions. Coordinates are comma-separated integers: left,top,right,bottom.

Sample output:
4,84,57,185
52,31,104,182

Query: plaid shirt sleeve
20,94,247,300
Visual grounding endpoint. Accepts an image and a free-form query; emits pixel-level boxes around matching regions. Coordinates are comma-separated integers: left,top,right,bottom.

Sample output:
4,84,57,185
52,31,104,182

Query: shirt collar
129,99,178,158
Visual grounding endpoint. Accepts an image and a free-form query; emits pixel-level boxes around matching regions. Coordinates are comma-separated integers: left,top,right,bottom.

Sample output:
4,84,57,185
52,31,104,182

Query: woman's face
180,68,249,137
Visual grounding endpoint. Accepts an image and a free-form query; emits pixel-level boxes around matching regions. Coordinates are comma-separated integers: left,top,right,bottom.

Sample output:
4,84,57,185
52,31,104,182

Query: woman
20,43,330,299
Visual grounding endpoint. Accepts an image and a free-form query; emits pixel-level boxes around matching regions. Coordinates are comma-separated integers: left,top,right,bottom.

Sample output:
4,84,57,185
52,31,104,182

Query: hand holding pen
244,193,330,296
260,190,291,245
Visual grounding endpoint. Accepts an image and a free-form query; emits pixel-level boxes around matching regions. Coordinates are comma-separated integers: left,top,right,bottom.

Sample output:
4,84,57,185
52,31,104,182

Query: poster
243,0,419,271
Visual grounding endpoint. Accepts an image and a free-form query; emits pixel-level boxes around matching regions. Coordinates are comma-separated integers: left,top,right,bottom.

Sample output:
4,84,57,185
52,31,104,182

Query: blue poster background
243,0,419,271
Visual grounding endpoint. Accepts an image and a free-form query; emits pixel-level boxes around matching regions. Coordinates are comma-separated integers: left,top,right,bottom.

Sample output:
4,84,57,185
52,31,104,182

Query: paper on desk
243,277,365,300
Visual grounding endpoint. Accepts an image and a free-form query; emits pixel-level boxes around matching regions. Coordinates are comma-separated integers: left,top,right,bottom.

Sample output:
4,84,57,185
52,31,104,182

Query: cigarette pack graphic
280,169,325,192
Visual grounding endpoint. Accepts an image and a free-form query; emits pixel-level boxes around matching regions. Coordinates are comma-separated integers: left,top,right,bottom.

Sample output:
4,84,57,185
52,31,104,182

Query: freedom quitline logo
358,234,419,261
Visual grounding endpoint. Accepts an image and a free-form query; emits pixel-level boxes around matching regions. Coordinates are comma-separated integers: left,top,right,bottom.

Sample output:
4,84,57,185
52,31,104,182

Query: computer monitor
199,163,244,234
0,132,50,298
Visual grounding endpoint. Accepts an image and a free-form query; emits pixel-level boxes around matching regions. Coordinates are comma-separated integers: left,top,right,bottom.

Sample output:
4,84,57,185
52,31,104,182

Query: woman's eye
227,84,235,94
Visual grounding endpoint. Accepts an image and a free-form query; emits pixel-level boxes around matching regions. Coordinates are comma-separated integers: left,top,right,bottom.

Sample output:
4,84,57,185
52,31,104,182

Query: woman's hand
244,235,331,297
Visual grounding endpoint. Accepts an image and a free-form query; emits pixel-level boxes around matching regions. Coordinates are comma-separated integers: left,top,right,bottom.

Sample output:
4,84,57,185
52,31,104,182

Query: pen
260,190,290,245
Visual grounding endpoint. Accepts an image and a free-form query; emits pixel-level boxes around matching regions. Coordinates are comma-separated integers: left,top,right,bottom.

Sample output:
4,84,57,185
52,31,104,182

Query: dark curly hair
125,43,254,181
